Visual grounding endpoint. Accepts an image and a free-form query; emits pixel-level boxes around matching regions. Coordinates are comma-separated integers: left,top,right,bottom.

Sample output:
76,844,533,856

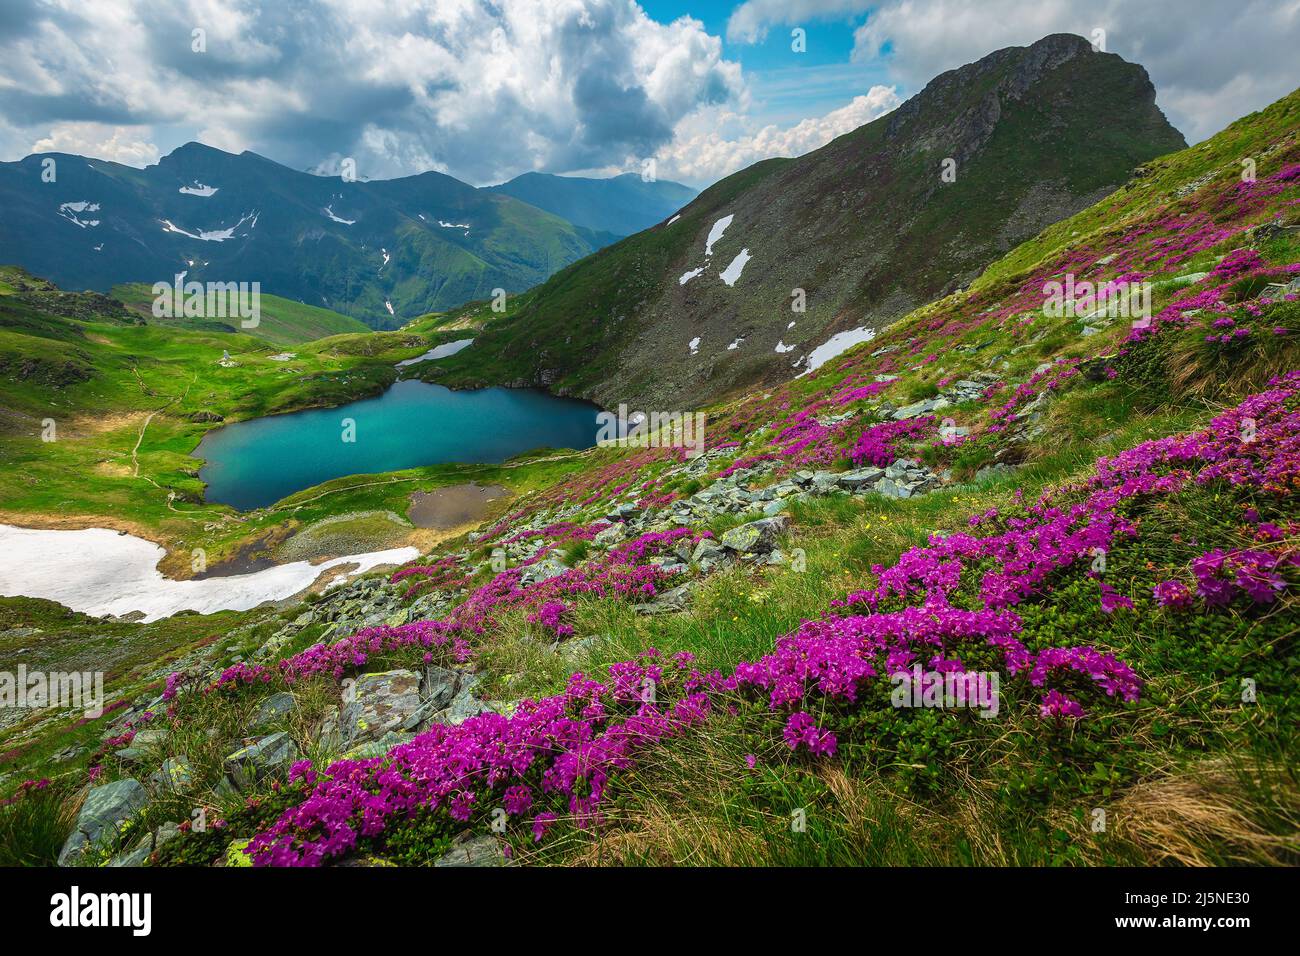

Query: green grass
112,282,369,346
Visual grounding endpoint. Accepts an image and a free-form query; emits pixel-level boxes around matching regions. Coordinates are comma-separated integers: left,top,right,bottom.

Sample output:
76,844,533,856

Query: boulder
149,756,192,794
433,833,504,867
58,779,148,865
223,732,300,792
251,691,295,730
720,515,788,555
340,670,422,746
837,467,884,491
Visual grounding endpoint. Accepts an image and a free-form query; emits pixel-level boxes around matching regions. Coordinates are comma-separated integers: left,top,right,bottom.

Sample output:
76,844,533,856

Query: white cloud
30,123,160,166
0,0,745,184
654,85,900,184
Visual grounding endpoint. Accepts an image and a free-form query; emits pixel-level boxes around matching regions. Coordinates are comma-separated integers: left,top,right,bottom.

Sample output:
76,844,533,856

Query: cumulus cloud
0,0,745,184
654,85,900,183
849,0,1300,144
28,122,160,166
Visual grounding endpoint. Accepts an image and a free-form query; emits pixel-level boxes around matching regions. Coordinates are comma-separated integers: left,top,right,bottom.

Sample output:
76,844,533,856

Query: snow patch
802,326,877,374
688,336,701,356
679,267,704,285
58,201,100,228
179,182,218,197
323,204,356,225
774,341,796,354
0,524,418,623
666,214,680,225
727,337,745,350
704,214,733,256
385,300,395,316
160,210,257,242
719,248,751,286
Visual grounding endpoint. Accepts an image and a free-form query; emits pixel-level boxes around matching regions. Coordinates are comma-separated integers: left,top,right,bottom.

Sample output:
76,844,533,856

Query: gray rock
838,467,885,490
251,692,295,730
223,732,300,792
149,756,192,794
633,583,695,616
433,833,504,867
340,670,423,745
892,397,950,420
58,778,148,866
761,499,789,517
720,515,788,555
592,524,627,548
518,555,569,587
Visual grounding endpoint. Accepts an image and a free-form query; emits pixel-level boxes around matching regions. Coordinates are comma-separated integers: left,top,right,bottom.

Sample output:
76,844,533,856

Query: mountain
435,34,1188,408
0,143,620,330
486,172,697,237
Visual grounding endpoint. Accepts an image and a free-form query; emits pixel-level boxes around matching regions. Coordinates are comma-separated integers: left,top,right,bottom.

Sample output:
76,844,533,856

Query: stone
251,691,295,730
837,467,884,490
634,583,695,615
761,498,789,517
720,515,788,555
340,669,422,745
875,477,911,499
421,665,461,711
433,833,504,867
592,524,627,548
149,756,192,794
892,397,950,420
341,730,415,761
223,732,300,792
58,778,148,865
518,554,569,587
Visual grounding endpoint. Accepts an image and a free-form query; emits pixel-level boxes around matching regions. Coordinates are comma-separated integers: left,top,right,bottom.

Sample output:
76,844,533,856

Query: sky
0,0,1296,190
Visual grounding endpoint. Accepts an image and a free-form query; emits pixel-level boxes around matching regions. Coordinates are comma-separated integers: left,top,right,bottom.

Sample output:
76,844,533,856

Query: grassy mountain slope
1,85,1296,868
111,282,368,346
434,34,1187,409
0,144,615,330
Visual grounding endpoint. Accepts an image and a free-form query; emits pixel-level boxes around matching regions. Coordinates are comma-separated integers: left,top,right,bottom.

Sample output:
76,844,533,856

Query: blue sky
0,1,1295,190
642,1,895,125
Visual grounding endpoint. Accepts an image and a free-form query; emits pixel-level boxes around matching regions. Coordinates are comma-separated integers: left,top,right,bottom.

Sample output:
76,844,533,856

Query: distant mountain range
437,34,1189,408
487,172,696,237
0,144,684,330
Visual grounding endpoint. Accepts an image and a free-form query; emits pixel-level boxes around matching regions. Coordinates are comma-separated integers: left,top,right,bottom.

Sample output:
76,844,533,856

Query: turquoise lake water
196,379,601,510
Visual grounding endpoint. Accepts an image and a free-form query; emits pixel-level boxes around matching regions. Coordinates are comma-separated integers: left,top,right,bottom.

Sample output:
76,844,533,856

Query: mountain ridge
431,33,1187,409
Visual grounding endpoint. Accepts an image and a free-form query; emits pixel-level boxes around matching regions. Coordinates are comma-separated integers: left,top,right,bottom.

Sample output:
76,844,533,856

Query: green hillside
112,282,369,345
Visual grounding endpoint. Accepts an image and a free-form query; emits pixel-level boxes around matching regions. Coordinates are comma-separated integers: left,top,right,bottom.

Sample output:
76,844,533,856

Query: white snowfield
688,336,701,355
160,210,257,242
58,201,100,228
395,337,475,368
704,214,733,256
666,214,680,225
385,300,395,316
774,340,796,353
803,326,877,373
727,337,745,350
678,267,704,285
323,204,356,224
179,183,218,197
0,525,417,622
719,248,751,286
